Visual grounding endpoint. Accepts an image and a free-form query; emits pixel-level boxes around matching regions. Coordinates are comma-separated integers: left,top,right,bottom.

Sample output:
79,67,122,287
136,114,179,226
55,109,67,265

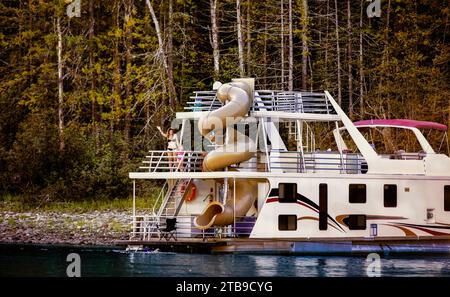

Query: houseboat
123,78,450,254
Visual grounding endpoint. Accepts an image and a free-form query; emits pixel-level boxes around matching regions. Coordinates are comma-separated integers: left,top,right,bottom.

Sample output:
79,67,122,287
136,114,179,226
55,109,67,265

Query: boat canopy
353,119,448,131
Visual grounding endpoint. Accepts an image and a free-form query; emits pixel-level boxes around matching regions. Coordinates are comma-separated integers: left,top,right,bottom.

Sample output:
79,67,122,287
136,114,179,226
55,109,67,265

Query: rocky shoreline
0,210,131,245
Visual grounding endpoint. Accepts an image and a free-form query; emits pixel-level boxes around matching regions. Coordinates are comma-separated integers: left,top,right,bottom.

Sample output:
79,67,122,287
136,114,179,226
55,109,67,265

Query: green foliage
0,0,449,205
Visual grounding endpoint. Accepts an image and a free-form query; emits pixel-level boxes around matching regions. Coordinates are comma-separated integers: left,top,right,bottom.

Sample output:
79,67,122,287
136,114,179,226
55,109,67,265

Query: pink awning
353,119,448,131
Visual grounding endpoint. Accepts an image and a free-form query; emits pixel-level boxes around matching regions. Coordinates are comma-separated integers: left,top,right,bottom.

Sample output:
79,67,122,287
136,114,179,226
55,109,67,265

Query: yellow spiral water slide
194,80,258,229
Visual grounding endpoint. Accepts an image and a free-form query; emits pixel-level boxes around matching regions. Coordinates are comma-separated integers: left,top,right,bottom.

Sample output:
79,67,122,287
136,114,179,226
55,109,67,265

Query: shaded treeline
0,0,449,201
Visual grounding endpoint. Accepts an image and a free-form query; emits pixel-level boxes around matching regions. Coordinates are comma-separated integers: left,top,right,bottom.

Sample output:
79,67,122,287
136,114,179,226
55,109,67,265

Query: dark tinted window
347,215,366,230
445,186,450,211
319,184,328,230
278,215,297,231
349,184,366,203
279,183,297,203
384,184,397,207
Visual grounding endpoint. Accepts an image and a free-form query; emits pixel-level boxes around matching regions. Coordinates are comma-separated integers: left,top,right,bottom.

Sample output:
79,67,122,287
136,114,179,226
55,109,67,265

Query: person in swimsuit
157,126,180,170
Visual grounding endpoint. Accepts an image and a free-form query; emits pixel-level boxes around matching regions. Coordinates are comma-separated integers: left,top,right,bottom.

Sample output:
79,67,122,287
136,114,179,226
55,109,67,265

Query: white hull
251,175,450,239
129,79,450,250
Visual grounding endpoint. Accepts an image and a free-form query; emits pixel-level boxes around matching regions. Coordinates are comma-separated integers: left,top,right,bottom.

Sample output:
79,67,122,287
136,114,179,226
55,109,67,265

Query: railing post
233,177,236,237
261,118,271,172
154,151,163,173
132,179,136,238
335,121,345,174
148,151,153,172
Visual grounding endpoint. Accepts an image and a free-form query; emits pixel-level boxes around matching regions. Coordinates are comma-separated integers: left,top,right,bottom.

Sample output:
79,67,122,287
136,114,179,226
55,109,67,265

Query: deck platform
115,236,450,255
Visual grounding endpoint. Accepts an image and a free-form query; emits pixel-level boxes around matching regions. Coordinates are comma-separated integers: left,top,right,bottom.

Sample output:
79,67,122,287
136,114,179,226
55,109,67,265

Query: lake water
1,244,450,277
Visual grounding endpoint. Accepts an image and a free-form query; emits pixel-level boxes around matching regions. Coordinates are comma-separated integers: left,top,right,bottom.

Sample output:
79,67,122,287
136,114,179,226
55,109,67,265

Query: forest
0,0,449,203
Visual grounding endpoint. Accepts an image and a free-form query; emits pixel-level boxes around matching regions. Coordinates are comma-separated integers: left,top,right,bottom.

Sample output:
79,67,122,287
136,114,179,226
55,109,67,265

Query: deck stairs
158,179,191,217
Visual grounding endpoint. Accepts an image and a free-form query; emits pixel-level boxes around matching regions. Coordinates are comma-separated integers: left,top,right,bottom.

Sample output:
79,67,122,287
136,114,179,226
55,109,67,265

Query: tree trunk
334,0,342,106
167,0,175,106
246,0,251,75
263,5,268,88
448,97,450,136
280,0,285,88
383,0,392,66
325,0,330,88
379,0,391,116
124,0,133,141
236,0,245,77
210,0,220,79
288,0,293,91
145,0,177,108
347,0,353,118
88,0,98,142
112,2,121,135
301,0,308,91
56,16,64,153
359,0,364,115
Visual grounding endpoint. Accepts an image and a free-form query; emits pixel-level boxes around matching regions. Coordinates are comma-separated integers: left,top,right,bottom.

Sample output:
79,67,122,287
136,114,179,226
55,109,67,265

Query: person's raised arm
157,126,167,138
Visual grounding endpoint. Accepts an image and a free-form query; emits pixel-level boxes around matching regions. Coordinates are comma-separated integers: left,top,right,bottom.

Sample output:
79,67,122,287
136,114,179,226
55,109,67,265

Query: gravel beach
0,210,131,245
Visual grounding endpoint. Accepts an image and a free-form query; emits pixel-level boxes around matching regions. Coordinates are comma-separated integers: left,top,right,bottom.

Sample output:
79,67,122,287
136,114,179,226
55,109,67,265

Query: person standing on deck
157,126,180,170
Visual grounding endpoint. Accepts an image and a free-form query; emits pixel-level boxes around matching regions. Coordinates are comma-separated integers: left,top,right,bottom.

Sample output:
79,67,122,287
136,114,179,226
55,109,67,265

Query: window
349,184,366,203
346,215,367,230
278,215,297,231
445,186,450,211
319,184,328,230
361,162,368,174
279,183,297,203
384,185,397,207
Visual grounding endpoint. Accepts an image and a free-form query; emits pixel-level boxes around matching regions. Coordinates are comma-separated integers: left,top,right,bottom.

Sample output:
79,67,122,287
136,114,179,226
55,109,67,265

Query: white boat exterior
128,78,450,247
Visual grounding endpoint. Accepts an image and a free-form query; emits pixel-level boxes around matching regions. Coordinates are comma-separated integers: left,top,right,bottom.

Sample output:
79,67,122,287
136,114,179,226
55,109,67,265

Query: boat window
319,184,328,230
349,184,366,203
445,186,450,211
278,215,297,231
279,183,297,203
384,184,397,207
347,215,366,230
357,127,423,157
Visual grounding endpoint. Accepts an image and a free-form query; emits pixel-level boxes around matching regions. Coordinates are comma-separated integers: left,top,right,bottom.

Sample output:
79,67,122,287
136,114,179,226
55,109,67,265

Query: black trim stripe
268,188,345,232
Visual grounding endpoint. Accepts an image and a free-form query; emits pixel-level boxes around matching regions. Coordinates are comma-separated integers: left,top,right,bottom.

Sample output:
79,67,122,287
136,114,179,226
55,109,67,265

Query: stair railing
152,180,169,215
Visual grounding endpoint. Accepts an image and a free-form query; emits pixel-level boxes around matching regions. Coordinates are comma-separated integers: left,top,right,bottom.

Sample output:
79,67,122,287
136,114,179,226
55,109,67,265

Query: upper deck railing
139,151,204,172
184,90,336,115
136,150,367,175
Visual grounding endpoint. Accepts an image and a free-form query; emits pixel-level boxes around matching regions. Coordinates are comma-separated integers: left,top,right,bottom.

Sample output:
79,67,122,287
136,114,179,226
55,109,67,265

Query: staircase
138,179,191,240
158,179,191,218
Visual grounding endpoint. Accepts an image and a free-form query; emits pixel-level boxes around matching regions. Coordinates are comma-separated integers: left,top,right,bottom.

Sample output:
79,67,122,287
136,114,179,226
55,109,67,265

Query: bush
1,112,146,203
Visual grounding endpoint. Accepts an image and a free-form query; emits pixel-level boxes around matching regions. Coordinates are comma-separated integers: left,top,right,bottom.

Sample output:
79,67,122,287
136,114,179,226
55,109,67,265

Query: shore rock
0,210,131,245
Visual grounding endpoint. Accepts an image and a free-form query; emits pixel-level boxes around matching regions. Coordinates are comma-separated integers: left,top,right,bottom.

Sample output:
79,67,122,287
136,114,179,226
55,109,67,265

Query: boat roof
353,119,448,131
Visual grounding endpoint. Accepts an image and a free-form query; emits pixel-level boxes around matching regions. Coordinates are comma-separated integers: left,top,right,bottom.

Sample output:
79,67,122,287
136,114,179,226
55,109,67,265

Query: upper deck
129,85,450,180
176,90,341,122
129,150,368,180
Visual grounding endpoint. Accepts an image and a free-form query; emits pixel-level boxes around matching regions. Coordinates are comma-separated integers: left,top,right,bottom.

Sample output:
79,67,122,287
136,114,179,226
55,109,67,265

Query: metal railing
131,215,256,240
268,151,367,174
184,90,336,114
152,180,169,215
228,151,367,174
139,151,204,173
138,150,367,175
157,179,191,218
252,91,334,114
184,91,222,112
